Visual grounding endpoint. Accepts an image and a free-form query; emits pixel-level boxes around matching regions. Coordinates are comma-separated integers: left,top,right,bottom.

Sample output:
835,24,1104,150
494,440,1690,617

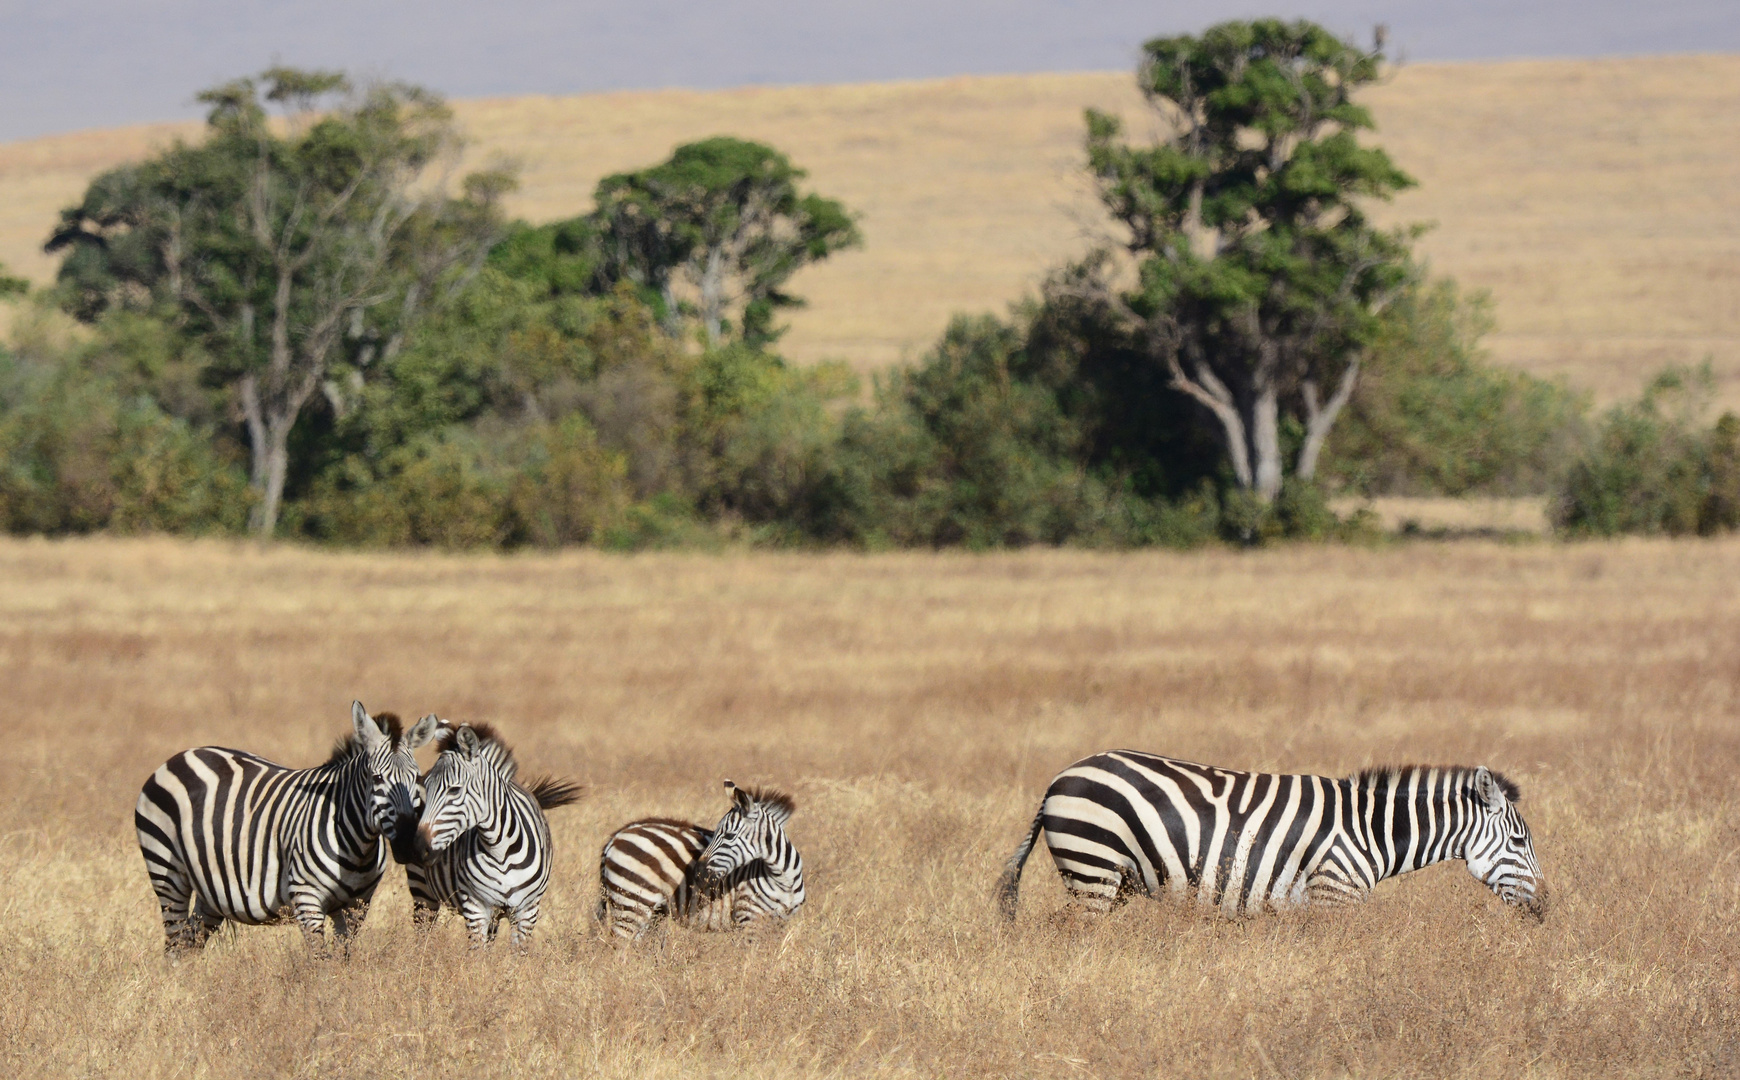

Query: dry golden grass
3,56,1738,403
0,536,1735,1077
1335,496,1552,537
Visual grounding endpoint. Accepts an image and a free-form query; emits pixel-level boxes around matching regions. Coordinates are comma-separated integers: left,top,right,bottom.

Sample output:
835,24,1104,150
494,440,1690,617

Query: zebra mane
1354,765,1522,803
434,722,517,777
739,785,797,817
326,711,405,764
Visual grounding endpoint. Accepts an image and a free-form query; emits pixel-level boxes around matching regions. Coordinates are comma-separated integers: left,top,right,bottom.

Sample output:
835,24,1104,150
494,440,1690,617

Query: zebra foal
597,780,805,940
134,702,439,953
407,722,581,945
999,751,1545,922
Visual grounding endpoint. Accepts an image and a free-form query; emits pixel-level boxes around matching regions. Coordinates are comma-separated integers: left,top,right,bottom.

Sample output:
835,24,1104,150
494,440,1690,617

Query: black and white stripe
134,702,439,952
596,780,805,940
999,751,1545,921
407,723,580,945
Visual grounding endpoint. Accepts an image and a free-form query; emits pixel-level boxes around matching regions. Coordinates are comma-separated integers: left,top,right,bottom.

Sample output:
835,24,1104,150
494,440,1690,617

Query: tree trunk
1296,358,1361,483
253,418,293,537
1249,382,1283,502
699,246,726,344
1167,345,1252,490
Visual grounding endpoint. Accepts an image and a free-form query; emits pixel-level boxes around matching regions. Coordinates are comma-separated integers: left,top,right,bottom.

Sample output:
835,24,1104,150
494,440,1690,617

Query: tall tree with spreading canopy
46,68,512,535
588,137,860,348
1082,19,1415,501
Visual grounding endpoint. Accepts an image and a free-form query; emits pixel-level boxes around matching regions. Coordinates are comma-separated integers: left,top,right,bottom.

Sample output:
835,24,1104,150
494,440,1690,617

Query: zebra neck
325,753,377,832
1355,767,1476,882
764,846,802,889
302,753,385,864
467,785,520,855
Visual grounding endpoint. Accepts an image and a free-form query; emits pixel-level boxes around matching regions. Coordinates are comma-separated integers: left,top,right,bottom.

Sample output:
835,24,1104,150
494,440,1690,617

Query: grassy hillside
2,57,1737,405
1,536,1735,1075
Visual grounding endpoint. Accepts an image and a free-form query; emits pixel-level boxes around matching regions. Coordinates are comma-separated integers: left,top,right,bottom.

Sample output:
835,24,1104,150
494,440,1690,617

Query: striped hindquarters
1033,750,1348,916
597,819,712,939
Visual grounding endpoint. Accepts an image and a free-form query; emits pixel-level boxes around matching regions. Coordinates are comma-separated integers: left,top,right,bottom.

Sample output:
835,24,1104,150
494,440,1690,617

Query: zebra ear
1473,767,1505,811
352,701,387,748
455,725,480,758
726,780,751,813
404,713,441,751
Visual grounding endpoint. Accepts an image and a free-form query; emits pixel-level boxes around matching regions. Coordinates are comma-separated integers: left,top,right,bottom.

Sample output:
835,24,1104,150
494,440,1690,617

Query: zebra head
415,723,504,858
697,780,796,880
351,701,441,864
1463,767,1546,921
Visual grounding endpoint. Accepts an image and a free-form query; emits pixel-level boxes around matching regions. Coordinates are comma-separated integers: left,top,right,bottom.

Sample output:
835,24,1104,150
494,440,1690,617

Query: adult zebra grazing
134,702,440,953
596,781,805,940
407,722,581,945
998,751,1545,922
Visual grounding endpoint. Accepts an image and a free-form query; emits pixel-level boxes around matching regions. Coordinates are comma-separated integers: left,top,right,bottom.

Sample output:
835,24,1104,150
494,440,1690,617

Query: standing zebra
407,722,581,945
134,702,440,953
596,780,805,940
999,751,1545,922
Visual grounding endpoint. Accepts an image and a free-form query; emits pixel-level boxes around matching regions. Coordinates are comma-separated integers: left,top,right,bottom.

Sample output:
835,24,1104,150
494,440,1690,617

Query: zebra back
596,818,713,939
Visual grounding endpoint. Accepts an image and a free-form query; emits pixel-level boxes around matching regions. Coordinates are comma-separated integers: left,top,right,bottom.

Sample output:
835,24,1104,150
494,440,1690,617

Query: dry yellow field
2,56,1738,405
0,536,1735,1077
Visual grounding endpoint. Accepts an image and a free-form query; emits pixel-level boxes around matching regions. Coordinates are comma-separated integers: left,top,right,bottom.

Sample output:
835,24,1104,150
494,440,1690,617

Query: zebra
133,702,440,953
406,722,581,945
998,751,1545,923
596,780,805,940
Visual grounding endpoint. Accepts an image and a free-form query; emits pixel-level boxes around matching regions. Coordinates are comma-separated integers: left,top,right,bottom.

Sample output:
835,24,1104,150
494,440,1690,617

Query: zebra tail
996,804,1046,922
527,775,584,811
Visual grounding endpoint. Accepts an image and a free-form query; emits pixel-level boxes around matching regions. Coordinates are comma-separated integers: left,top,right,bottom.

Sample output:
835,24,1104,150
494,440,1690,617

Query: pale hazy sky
2,0,1736,143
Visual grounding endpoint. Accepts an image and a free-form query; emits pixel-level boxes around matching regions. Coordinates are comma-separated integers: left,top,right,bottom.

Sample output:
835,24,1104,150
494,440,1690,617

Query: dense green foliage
1553,367,1740,537
1326,282,1586,496
46,68,511,535
1086,19,1416,501
591,137,861,347
1,35,1654,550
0,311,251,535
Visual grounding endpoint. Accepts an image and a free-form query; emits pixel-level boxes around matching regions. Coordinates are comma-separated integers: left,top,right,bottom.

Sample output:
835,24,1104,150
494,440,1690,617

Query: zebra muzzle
387,816,423,865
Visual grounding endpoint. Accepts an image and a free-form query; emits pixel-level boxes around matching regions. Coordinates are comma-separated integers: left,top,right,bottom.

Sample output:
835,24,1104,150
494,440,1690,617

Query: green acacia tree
1084,20,1416,501
589,137,860,348
46,68,511,536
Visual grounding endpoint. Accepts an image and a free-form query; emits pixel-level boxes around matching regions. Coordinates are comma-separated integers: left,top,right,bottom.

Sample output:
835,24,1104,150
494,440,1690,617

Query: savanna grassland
0,536,1735,1077
3,56,1739,404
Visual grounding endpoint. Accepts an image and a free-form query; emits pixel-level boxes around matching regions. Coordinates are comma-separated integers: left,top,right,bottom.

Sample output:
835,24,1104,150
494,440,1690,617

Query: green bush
505,417,631,547
0,333,250,536
1552,366,1740,537
1326,282,1587,496
820,315,1122,548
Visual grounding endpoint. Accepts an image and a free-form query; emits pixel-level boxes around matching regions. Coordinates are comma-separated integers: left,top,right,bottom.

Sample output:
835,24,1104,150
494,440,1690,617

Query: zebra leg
290,892,333,956
328,896,372,949
459,896,494,945
149,866,206,952
165,895,222,954
1303,865,1368,908
408,863,442,930
1060,865,1133,914
508,905,539,947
